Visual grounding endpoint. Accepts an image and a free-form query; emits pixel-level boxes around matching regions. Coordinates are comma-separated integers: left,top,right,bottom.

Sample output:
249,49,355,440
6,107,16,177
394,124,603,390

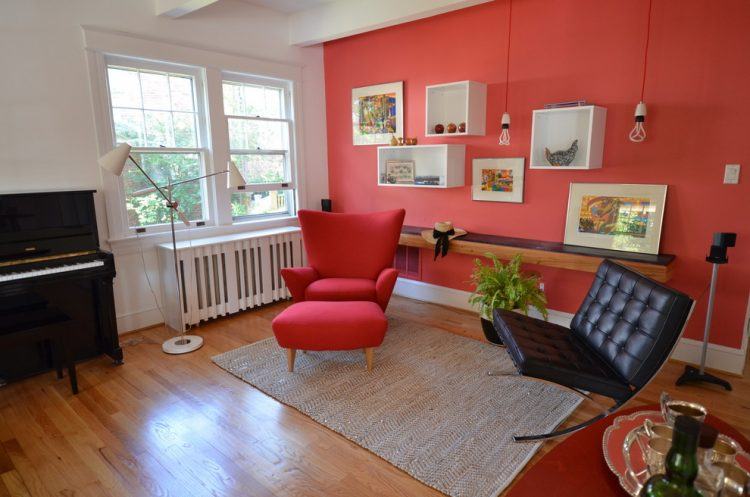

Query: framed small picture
352,82,404,145
385,160,415,184
564,183,667,254
472,158,524,203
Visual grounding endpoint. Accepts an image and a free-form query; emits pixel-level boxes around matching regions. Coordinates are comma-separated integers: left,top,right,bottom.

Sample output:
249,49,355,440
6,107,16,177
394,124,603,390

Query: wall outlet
539,282,545,291
724,164,740,184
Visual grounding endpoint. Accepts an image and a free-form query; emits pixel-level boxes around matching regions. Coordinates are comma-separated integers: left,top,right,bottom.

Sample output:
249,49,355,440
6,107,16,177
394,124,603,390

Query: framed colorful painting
352,82,403,145
472,158,525,203
564,183,667,254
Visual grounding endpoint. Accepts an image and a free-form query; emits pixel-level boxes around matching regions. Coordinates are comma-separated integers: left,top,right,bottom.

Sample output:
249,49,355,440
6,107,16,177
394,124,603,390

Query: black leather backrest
570,260,693,388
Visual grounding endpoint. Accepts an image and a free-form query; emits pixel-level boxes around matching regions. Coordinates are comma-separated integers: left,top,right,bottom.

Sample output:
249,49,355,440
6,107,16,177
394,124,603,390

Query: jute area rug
212,315,581,497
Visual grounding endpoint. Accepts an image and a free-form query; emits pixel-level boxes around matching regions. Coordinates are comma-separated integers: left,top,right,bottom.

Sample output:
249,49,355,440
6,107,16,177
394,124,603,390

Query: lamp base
676,365,732,391
162,335,204,355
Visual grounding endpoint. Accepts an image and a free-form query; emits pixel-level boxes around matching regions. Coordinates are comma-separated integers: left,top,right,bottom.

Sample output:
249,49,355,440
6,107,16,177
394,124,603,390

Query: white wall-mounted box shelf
425,81,486,137
377,144,465,188
529,105,606,170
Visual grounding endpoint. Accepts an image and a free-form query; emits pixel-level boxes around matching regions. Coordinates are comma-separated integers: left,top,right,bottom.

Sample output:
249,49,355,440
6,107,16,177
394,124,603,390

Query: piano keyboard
0,260,105,282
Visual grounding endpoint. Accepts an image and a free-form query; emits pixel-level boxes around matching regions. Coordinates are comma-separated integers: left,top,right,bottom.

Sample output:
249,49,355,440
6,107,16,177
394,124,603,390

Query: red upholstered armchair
281,209,406,311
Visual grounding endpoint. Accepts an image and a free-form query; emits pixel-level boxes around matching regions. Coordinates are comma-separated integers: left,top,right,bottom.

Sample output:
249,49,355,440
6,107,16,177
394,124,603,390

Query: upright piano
0,190,121,384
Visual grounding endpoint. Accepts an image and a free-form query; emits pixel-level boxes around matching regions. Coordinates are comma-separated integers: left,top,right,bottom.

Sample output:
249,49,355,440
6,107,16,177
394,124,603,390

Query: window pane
263,87,283,118
144,110,174,147
222,82,244,115
231,190,291,219
112,108,145,146
228,118,287,150
140,72,171,110
173,112,197,148
223,81,284,118
108,68,141,108
124,153,204,227
169,75,195,112
231,154,286,184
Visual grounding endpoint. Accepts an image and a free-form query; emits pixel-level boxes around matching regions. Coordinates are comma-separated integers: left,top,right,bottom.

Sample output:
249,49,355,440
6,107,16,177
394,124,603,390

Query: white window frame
222,72,298,222
84,28,306,244
99,55,215,235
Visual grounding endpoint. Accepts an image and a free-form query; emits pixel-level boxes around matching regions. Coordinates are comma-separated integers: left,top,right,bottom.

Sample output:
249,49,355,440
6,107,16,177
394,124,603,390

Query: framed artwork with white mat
352,81,403,145
472,158,525,203
564,183,667,255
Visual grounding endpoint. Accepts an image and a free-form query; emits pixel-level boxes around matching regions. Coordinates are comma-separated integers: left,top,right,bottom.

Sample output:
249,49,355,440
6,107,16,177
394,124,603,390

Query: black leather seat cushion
494,309,632,400
570,260,692,389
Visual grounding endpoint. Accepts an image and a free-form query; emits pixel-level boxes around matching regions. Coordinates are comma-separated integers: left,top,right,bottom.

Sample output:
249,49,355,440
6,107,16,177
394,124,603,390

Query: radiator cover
157,226,304,331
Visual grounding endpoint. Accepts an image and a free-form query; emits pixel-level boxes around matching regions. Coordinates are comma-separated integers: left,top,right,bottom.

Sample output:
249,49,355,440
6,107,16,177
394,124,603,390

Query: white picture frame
352,81,403,145
472,158,525,203
564,183,668,255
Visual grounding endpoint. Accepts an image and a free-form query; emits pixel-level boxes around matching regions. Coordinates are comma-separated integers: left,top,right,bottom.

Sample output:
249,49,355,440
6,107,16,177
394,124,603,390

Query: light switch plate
724,164,740,184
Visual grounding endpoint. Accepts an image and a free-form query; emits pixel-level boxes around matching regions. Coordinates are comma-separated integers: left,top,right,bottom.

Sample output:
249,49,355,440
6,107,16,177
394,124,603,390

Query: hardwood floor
0,296,748,497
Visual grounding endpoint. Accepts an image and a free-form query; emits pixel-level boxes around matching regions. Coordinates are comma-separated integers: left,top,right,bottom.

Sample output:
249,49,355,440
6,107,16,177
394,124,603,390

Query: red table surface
506,405,750,497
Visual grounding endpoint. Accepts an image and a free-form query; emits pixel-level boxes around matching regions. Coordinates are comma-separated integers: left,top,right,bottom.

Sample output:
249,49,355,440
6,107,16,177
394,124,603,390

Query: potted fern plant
469,253,548,344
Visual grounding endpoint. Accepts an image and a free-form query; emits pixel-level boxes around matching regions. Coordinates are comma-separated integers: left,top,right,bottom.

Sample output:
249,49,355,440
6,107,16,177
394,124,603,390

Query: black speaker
321,199,332,212
706,232,736,264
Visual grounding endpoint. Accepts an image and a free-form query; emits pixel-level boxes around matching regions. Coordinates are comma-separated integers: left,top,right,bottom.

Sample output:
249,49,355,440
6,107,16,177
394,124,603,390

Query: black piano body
0,190,122,383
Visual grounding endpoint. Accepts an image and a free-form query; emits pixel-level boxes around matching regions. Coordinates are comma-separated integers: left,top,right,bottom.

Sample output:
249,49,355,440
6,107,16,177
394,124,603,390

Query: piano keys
0,190,122,383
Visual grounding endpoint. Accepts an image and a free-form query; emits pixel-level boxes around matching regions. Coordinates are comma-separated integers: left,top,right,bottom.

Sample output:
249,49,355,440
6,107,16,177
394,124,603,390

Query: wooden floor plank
0,295,747,497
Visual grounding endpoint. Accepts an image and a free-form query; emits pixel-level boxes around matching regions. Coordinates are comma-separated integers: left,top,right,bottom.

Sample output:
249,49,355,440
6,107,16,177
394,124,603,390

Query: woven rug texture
212,315,581,497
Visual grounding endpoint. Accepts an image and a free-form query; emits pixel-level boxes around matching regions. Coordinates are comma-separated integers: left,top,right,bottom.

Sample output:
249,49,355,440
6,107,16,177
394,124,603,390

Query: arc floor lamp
98,143,246,354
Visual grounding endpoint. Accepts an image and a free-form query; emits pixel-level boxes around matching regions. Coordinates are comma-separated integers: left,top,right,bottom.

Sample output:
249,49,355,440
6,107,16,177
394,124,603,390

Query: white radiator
157,226,304,331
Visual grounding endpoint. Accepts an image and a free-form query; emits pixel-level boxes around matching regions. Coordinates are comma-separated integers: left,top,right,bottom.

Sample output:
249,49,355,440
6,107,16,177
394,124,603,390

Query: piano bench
0,308,79,394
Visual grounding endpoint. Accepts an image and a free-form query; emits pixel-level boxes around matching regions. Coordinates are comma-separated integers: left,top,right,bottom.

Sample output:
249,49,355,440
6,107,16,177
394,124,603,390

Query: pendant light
499,0,513,146
630,0,653,143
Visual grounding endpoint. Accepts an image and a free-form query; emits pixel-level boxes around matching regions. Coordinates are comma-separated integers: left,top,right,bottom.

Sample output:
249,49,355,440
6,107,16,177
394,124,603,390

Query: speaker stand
675,262,732,391
676,365,732,390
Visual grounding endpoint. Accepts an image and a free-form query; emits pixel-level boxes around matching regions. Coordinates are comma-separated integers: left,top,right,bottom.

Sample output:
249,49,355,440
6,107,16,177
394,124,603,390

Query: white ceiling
237,0,333,13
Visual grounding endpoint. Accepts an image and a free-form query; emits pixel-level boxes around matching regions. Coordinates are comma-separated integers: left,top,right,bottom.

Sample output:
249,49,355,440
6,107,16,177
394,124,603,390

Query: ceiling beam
289,0,492,46
155,0,220,18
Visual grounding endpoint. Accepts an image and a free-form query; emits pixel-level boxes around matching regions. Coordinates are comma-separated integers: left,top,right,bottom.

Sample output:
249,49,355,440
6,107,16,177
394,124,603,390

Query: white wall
0,0,328,333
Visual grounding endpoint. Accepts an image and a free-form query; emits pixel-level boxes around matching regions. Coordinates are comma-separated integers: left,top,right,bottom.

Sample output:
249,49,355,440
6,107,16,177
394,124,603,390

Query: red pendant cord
504,0,513,111
640,0,653,101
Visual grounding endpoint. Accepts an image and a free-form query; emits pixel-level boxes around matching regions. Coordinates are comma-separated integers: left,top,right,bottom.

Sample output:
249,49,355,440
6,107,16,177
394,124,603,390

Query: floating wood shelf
399,226,675,282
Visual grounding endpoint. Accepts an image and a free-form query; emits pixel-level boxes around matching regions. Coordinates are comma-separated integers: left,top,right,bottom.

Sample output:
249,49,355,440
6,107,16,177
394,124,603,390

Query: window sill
106,214,299,255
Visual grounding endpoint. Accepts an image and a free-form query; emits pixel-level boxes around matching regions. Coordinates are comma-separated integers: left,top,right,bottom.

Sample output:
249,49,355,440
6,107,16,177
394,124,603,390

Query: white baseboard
116,307,163,334
393,277,747,376
669,338,746,376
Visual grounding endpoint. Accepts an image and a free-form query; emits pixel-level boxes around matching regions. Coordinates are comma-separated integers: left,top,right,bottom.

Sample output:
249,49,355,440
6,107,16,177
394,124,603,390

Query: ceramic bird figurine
544,139,578,167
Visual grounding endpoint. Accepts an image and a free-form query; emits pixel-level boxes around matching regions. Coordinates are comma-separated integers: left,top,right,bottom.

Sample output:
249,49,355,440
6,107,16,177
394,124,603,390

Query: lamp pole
98,143,246,355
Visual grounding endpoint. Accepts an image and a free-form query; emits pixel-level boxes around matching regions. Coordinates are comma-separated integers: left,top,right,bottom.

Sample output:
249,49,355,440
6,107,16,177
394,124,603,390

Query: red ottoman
271,301,388,372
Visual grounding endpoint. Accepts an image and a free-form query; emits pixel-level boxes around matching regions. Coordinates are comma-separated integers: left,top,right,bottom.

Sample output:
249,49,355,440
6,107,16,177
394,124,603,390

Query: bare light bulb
499,112,511,146
629,101,647,142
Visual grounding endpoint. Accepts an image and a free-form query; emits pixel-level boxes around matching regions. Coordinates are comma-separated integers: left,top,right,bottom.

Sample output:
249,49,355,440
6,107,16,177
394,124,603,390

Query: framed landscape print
352,81,403,145
564,183,667,254
472,158,524,203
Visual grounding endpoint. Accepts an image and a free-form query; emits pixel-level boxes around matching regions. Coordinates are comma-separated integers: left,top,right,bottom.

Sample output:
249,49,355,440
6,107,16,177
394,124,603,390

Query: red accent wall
323,0,750,348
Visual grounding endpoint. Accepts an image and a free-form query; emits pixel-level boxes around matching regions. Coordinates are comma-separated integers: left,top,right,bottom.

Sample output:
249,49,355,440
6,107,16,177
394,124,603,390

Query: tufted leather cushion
570,260,693,388
494,309,632,400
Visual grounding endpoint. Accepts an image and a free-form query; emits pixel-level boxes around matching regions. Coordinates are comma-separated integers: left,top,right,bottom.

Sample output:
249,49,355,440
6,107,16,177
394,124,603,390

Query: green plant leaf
468,253,548,320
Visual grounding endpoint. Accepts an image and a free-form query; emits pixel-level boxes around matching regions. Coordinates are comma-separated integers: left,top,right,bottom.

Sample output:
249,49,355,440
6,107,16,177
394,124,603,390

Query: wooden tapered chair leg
286,349,297,372
364,347,374,371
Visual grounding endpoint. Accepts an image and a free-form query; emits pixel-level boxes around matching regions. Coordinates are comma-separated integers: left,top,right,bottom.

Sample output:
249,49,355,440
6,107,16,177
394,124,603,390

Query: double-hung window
222,74,296,221
104,56,209,232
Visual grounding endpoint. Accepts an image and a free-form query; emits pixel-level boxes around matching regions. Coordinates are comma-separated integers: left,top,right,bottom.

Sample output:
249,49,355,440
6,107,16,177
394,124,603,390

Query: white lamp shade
227,161,247,188
98,143,132,176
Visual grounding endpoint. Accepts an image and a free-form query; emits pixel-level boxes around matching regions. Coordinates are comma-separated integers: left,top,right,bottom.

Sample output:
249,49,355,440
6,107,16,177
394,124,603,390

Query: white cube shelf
425,81,486,137
529,105,607,169
377,144,465,188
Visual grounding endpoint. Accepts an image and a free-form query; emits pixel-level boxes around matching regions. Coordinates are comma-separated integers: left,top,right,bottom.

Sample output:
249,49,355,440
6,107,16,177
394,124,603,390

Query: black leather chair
492,259,694,442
